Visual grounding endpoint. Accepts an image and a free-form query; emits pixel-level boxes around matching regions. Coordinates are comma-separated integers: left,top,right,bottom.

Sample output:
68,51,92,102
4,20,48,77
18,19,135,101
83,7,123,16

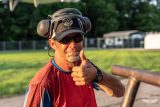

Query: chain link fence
0,40,48,51
0,38,144,51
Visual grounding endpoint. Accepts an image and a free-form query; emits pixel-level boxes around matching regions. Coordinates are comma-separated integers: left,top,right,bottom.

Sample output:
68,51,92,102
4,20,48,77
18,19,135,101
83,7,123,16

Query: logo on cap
63,18,73,28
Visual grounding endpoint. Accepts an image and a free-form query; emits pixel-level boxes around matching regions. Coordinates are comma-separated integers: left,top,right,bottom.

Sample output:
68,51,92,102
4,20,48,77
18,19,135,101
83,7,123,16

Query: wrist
93,66,103,83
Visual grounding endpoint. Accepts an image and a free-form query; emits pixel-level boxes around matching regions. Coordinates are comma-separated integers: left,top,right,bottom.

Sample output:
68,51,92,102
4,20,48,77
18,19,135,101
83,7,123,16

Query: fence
0,38,144,51
0,40,48,51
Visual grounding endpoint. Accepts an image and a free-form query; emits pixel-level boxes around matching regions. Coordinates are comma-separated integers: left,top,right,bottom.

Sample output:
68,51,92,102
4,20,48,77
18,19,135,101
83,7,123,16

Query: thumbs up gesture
71,50,97,86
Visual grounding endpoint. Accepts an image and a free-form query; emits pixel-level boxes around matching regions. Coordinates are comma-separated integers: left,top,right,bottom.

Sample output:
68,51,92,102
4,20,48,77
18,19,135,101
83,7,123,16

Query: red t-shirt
23,59,97,107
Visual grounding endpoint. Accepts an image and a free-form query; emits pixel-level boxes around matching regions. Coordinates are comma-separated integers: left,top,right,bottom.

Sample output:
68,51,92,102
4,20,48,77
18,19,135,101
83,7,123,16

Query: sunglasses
59,35,84,44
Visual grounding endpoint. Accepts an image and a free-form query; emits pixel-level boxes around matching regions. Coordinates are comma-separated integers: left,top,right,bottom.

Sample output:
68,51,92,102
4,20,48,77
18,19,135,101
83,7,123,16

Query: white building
103,30,145,48
144,32,160,49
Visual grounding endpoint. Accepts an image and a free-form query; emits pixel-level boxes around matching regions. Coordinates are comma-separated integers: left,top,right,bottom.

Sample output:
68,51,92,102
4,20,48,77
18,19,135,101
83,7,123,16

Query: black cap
52,18,84,41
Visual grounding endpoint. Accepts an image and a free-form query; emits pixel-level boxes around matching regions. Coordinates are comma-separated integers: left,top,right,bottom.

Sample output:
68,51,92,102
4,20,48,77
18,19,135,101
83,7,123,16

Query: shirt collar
51,59,72,74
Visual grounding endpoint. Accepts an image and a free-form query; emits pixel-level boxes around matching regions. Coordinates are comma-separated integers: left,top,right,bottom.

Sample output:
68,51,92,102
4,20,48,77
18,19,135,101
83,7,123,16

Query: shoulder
29,60,56,87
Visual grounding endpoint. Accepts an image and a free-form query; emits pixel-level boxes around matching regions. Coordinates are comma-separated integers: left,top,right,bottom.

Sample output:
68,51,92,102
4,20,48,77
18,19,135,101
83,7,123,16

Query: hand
71,50,97,86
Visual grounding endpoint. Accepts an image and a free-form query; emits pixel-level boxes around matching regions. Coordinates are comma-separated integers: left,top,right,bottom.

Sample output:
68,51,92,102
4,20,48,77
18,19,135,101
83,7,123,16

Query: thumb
80,50,87,61
80,50,87,65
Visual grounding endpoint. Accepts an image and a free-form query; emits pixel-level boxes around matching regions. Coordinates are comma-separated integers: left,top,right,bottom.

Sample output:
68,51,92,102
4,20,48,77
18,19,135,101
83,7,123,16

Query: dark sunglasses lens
74,36,83,43
60,35,83,44
60,37,71,44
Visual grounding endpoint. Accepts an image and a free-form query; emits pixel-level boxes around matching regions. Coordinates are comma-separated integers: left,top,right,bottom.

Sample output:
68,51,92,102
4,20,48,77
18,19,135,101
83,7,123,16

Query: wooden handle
112,65,160,87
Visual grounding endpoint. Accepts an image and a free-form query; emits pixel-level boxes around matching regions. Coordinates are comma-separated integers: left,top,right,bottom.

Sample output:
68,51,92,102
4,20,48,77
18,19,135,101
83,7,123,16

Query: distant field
0,49,160,97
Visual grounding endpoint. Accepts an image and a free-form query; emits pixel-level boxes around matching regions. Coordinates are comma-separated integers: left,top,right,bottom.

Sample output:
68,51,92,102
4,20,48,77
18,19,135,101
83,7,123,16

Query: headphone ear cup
82,17,92,33
37,20,51,38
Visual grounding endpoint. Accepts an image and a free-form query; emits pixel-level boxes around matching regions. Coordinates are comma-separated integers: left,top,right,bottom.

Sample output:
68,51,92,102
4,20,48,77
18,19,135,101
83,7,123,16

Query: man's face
54,33,84,63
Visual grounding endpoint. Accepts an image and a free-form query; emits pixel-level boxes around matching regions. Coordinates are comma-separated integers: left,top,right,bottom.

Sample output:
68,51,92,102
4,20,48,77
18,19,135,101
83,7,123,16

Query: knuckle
75,81,86,86
79,74,83,77
82,77,87,82
75,82,80,86
71,72,76,77
80,65,84,71
71,73,74,77
78,72,84,77
73,78,76,81
81,82,86,85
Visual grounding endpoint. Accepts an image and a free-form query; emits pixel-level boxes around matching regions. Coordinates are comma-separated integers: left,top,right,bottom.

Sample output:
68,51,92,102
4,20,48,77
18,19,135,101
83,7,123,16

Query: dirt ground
0,79,160,107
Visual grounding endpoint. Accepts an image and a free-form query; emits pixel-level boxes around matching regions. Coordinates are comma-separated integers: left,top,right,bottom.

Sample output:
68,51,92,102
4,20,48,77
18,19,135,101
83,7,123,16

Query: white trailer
144,33,160,49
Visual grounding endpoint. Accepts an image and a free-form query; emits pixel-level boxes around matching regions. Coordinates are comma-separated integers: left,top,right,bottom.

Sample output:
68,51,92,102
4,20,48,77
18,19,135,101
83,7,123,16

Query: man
23,8,125,107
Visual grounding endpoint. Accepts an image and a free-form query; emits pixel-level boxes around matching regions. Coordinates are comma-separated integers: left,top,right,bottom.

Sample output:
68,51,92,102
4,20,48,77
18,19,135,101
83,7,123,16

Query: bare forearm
97,71,125,97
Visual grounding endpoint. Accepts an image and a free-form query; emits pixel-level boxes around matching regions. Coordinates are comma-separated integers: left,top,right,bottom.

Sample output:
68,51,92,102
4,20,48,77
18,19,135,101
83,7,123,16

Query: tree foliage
81,0,118,37
131,1,160,31
0,0,160,41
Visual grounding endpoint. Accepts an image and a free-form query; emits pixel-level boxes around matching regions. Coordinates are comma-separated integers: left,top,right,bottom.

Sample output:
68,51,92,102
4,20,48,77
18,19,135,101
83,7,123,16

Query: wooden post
112,65,160,107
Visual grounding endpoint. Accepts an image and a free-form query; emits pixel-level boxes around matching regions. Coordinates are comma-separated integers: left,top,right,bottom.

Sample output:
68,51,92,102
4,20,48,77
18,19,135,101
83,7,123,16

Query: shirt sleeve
23,85,52,107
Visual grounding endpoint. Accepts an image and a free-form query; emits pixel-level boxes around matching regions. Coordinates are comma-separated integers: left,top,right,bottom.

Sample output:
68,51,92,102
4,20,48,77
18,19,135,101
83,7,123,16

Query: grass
85,49,160,72
0,49,160,97
0,50,50,97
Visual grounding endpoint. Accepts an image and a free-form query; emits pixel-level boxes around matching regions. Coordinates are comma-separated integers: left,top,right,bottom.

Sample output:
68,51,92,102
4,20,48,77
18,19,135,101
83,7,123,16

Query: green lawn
0,49,160,97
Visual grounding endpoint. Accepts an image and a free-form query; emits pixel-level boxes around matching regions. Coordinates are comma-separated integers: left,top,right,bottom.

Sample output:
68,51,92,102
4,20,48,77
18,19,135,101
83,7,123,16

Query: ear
48,39,56,49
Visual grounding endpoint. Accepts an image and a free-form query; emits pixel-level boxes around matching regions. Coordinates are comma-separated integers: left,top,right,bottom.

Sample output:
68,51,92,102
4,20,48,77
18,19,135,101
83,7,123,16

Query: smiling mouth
67,51,80,56
66,52,80,62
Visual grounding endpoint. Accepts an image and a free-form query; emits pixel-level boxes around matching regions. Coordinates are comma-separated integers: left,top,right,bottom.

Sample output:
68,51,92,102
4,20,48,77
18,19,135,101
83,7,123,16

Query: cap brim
54,29,84,41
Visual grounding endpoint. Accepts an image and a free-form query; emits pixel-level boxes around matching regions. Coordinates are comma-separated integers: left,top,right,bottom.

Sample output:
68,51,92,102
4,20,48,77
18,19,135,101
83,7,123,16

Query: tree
1,0,160,41
81,0,118,37
131,1,160,31
113,0,134,30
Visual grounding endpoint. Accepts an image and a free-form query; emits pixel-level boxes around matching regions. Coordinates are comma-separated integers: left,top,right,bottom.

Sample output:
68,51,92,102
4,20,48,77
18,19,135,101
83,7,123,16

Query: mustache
67,52,79,56
66,49,81,53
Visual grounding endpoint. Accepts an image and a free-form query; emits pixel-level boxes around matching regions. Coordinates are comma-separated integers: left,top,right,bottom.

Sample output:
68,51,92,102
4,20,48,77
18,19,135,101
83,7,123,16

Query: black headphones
37,8,92,38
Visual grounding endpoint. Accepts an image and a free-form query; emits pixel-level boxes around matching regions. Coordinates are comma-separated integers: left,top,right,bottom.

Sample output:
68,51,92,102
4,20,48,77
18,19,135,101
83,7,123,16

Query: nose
68,40,77,48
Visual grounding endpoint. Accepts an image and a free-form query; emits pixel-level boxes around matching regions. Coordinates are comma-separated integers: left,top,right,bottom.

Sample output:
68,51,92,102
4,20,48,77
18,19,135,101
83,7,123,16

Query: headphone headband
50,14,83,22
37,8,92,39
52,8,82,18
